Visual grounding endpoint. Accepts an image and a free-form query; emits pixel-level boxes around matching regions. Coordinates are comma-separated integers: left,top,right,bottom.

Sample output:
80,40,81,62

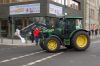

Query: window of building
51,0,81,10
4,0,10,3
0,0,16,4
51,0,66,5
70,0,81,10
90,8,95,19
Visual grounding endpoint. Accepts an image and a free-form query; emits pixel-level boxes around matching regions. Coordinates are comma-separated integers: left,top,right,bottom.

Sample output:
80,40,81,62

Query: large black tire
39,39,46,50
71,31,90,51
45,37,60,53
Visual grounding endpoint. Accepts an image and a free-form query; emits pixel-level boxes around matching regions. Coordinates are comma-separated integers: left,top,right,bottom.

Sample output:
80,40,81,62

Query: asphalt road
0,39,100,66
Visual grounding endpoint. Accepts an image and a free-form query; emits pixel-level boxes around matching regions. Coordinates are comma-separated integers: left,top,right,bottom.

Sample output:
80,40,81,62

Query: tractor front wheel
71,31,90,51
39,39,46,50
45,37,60,53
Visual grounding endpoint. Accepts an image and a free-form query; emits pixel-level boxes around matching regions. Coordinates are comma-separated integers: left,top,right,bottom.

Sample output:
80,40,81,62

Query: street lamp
8,16,14,44
65,13,68,16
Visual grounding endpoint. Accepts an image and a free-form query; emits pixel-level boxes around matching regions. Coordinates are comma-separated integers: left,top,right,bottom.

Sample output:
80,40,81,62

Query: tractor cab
64,17,83,30
62,17,83,38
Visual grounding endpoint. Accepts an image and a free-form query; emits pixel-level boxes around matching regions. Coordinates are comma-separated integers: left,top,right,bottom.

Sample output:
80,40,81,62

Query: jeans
34,37,39,45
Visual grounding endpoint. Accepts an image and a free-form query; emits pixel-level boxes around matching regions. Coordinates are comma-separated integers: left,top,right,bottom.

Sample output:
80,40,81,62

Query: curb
0,43,34,46
0,36,100,46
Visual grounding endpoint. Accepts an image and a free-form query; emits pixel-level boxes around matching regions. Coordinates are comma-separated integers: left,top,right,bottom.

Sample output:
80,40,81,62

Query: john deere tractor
39,17,90,53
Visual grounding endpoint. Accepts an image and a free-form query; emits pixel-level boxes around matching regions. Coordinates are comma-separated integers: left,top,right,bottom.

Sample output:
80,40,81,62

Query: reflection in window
76,19,82,29
29,17,46,25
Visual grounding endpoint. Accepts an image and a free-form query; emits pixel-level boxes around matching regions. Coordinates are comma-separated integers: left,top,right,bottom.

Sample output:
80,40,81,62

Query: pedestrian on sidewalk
15,26,26,43
33,27,41,46
95,29,98,37
29,27,34,44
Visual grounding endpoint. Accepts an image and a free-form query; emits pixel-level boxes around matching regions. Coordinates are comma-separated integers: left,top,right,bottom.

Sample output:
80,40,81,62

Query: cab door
64,19,76,38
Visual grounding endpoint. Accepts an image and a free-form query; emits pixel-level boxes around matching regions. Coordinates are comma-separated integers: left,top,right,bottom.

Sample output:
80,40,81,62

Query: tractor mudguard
70,29,89,39
48,35,63,45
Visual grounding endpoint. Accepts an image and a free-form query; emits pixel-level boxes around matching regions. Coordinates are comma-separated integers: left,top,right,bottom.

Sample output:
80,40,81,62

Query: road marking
0,50,45,64
92,41,100,44
0,40,100,64
22,52,64,66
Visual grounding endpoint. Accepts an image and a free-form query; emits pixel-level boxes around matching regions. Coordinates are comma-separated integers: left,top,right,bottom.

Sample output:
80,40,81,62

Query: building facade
84,0,99,31
0,0,99,37
0,0,83,37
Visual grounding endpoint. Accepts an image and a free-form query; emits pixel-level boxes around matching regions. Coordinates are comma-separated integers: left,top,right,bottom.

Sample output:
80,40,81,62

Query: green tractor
39,17,90,53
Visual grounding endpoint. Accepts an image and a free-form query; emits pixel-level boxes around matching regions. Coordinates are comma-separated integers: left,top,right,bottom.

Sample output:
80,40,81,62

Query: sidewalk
0,38,34,46
90,34,100,40
0,35,100,46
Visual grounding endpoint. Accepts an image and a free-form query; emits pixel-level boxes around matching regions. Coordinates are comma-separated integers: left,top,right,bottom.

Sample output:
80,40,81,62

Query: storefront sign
49,4,63,16
10,3,40,15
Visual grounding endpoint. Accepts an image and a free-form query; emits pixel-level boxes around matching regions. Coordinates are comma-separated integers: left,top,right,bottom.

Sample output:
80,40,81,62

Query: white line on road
92,41,100,44
0,50,45,64
0,40,100,64
22,52,64,66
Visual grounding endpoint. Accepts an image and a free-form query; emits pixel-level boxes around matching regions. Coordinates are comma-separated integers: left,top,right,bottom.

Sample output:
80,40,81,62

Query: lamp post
0,19,3,43
8,16,14,44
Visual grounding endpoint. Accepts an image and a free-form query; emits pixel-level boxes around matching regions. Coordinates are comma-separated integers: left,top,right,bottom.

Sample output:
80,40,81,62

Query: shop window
46,17,57,28
1,20,8,37
29,17,46,26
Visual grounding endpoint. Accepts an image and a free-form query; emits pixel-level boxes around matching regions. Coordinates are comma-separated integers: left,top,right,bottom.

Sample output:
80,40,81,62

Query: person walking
33,27,41,46
29,27,34,44
15,26,26,43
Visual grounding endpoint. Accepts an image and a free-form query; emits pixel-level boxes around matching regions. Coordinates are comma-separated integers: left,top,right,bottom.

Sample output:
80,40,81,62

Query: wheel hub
48,40,57,51
76,35,87,48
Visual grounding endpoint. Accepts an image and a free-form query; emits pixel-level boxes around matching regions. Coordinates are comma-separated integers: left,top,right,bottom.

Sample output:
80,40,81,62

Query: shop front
0,0,82,37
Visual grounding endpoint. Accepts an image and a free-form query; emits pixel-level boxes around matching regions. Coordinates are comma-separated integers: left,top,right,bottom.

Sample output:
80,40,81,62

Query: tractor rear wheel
71,31,90,51
45,37,60,52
